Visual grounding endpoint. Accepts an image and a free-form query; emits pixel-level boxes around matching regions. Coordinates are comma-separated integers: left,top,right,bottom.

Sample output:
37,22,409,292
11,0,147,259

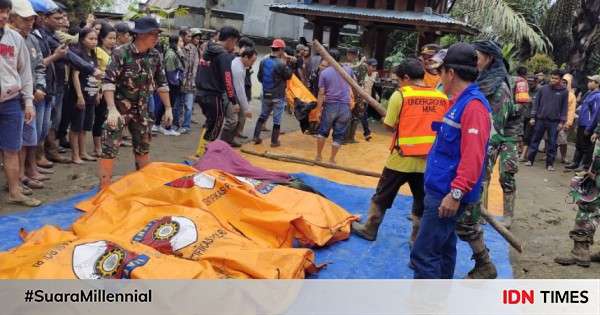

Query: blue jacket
424,84,492,204
580,91,600,132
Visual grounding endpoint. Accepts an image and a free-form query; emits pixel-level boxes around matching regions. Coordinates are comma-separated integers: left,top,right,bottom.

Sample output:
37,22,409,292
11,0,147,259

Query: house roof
96,0,142,15
269,3,477,35
145,0,205,9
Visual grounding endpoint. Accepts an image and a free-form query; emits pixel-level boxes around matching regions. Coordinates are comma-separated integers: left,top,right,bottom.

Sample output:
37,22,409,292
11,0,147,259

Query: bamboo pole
312,39,387,117
240,149,381,178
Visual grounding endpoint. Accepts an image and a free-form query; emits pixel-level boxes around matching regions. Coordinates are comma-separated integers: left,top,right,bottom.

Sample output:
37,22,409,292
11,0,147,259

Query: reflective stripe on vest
391,85,449,156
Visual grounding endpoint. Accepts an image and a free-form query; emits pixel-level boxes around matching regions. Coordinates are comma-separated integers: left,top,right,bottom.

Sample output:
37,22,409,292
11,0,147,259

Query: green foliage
384,31,417,70
525,53,557,74
502,42,519,73
452,0,551,54
439,34,459,48
125,4,189,21
62,0,113,23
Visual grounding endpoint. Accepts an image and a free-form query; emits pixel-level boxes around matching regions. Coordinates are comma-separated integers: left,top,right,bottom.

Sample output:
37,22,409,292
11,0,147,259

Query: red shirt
450,100,491,194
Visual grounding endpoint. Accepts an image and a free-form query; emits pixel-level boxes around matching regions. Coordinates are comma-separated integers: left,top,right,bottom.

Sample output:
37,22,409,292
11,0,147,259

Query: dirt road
1,97,598,278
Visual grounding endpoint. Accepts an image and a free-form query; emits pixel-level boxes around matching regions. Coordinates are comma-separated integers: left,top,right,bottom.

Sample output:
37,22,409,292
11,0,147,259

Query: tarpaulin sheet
0,174,512,279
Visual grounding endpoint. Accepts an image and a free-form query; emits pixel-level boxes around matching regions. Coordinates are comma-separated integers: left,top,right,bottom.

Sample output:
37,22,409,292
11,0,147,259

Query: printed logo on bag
133,216,198,255
72,241,149,279
235,176,275,194
165,173,216,189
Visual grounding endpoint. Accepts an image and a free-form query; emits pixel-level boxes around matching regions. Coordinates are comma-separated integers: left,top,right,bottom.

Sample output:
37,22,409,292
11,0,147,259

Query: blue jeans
50,89,64,130
259,97,285,126
35,99,51,142
148,94,156,120
527,119,559,167
0,98,24,151
411,194,467,279
318,102,351,146
179,92,194,129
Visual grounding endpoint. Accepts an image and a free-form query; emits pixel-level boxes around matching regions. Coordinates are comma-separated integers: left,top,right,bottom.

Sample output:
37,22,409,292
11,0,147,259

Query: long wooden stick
241,149,381,178
242,149,524,253
312,40,387,117
481,208,524,253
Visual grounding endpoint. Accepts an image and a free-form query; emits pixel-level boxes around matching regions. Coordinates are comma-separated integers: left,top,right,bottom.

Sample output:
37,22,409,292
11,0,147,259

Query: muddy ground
1,94,598,278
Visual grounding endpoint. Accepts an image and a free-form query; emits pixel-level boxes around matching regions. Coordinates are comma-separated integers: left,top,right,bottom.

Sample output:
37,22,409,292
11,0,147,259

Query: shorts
0,98,24,151
22,116,38,147
70,103,95,133
557,129,568,146
318,102,351,146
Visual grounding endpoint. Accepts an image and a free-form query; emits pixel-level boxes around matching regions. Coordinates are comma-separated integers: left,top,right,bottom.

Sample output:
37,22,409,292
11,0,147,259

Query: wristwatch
450,188,463,201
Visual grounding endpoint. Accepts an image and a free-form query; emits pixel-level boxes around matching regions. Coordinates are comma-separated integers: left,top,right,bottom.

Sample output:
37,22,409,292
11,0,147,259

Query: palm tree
450,0,552,55
567,0,600,76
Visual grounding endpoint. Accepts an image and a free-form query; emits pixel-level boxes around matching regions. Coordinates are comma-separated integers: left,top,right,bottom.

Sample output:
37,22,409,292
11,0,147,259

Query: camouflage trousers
456,139,519,241
101,111,153,159
568,141,600,244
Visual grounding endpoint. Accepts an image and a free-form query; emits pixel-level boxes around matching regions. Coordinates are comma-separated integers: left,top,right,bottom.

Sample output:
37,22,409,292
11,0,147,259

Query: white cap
11,0,37,18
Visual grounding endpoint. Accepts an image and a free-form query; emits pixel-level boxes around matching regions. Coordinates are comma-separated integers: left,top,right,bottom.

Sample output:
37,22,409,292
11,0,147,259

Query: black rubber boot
554,241,591,267
565,150,582,170
351,203,386,241
271,124,281,147
253,118,265,145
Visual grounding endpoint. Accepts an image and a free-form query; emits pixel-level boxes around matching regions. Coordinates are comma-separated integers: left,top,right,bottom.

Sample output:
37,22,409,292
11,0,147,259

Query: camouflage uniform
344,61,368,143
101,43,169,159
455,78,518,279
457,79,519,238
568,141,600,244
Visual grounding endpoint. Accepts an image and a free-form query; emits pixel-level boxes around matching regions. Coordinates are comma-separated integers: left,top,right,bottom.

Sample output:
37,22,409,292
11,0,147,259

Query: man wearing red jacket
411,43,492,279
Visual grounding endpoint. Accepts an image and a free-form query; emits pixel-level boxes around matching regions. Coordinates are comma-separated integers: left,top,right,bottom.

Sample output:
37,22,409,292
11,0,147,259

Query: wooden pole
481,208,524,253
312,39,387,117
242,149,524,253
241,149,381,178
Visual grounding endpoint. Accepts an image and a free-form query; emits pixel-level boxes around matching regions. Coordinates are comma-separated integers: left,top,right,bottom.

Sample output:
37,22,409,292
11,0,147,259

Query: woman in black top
68,27,100,164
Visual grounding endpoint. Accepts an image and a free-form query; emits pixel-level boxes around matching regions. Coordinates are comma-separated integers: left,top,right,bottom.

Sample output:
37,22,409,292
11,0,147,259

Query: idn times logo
502,290,589,304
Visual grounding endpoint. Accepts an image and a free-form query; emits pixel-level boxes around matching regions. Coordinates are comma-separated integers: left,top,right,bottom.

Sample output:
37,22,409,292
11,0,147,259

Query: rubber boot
134,154,150,171
271,124,281,148
591,251,600,263
502,193,515,229
195,128,207,157
98,159,114,190
554,241,591,267
343,119,359,144
465,238,498,279
220,128,241,148
45,133,70,163
36,144,53,168
351,203,386,241
409,214,421,248
253,118,265,145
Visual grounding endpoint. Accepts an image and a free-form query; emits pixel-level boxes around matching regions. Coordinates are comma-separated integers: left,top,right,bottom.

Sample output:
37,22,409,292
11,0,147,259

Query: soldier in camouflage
98,16,173,189
555,96,600,267
454,41,520,279
343,48,373,144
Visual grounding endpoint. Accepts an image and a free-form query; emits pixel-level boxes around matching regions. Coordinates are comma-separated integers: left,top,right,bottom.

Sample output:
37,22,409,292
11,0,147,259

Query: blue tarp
0,173,512,279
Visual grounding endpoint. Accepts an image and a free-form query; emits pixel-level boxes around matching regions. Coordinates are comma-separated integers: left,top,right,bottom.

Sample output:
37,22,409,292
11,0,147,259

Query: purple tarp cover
192,140,291,183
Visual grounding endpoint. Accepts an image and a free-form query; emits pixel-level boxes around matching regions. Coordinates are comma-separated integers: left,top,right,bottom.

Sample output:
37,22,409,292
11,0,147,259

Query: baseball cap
347,47,359,55
296,44,308,51
431,43,478,72
421,43,441,56
30,0,59,15
11,0,37,18
367,58,378,66
190,28,202,37
271,39,286,49
588,75,600,84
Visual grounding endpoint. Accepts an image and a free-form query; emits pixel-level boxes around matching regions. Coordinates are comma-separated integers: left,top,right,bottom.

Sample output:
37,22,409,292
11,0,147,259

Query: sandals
4,184,33,196
37,167,55,175
28,174,50,182
81,154,97,162
22,178,44,189
8,196,42,207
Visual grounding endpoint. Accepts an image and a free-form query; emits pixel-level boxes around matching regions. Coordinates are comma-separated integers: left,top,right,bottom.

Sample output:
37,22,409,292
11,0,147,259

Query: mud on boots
555,241,591,267
351,203,386,241
465,238,498,279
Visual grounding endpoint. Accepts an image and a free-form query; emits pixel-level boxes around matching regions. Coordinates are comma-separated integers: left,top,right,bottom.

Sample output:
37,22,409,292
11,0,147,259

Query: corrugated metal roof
146,0,205,9
269,3,477,34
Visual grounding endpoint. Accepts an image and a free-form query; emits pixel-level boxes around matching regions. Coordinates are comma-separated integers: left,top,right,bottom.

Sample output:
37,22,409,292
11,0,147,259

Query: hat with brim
132,16,162,34
12,0,37,18
432,43,478,72
30,0,59,15
588,75,600,84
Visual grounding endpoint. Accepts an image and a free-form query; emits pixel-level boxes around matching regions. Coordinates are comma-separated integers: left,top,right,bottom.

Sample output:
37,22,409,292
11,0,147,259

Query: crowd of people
2,0,600,277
